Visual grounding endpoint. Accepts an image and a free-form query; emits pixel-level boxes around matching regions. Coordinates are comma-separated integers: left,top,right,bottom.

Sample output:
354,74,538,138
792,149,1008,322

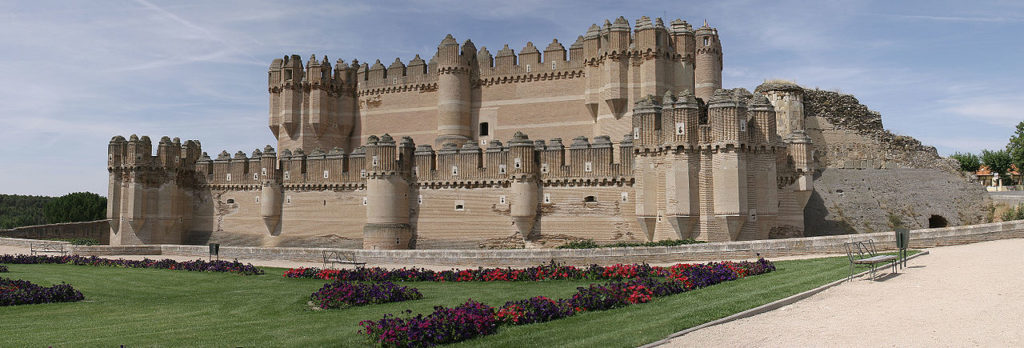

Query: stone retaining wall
0,220,109,244
54,220,1024,267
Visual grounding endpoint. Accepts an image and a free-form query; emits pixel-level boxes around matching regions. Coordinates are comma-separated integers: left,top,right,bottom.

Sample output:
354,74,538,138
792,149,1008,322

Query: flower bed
0,255,264,275
359,259,776,346
0,265,7,273
359,300,497,347
311,281,423,310
1,277,84,307
284,262,664,282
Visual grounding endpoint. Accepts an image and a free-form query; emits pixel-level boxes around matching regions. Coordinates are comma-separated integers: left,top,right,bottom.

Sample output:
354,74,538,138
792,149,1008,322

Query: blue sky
1,0,1021,196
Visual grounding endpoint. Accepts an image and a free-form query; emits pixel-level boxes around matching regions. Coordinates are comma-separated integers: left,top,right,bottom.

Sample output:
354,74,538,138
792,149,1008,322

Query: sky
0,0,1021,196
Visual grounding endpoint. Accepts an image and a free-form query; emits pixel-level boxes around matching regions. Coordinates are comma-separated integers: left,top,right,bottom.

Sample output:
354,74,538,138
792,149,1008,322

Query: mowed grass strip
1,255,894,347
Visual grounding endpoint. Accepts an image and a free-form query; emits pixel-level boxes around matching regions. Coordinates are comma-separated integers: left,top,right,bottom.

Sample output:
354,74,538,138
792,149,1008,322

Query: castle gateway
106,16,814,249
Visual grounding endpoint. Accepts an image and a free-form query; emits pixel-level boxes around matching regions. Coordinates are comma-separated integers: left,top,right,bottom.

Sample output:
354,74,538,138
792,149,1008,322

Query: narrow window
552,61,557,69
526,64,532,73
514,157,522,169
676,122,686,135
284,171,290,180
286,196,292,204
226,173,231,181
739,120,746,132
583,195,596,203
499,195,506,204
360,169,367,178
323,170,329,179
226,198,235,204
633,127,640,139
255,196,260,203
417,195,423,205
541,163,549,173
253,173,259,180
372,155,379,167
621,192,628,202
362,197,368,205
454,200,465,211
543,193,551,204
413,165,419,176
261,168,268,176
498,164,507,174
451,166,459,176
584,161,593,172
704,37,709,46
479,122,489,136
392,77,398,85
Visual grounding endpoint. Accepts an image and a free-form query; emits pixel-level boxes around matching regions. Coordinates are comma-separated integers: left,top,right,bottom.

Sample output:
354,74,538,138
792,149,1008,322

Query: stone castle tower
107,16,815,249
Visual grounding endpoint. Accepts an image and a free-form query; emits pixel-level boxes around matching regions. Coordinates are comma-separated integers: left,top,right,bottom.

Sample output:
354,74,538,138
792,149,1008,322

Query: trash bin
209,243,220,261
894,228,909,268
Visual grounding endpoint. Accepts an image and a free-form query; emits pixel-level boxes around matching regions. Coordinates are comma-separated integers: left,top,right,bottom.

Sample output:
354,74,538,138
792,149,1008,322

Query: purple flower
0,277,84,307
0,254,264,275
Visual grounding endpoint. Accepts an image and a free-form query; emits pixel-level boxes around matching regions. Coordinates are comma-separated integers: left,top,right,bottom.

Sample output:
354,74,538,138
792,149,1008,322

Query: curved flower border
0,254,264,275
359,259,776,346
311,281,423,310
1,277,84,307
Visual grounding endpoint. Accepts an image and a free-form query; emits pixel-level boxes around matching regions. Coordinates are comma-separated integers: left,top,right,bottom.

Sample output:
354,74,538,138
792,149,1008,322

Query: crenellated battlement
630,88,780,153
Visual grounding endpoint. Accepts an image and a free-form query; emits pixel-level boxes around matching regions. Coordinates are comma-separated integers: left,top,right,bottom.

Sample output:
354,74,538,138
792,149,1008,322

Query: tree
43,192,106,224
1007,121,1024,181
981,149,1013,183
950,152,981,173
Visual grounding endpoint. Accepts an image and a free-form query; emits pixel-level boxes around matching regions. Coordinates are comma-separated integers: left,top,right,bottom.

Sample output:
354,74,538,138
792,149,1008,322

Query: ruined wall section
789,88,990,235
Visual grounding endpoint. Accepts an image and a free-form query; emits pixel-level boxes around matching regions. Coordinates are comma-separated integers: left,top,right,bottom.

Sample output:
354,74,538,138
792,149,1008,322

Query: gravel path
666,238,1024,347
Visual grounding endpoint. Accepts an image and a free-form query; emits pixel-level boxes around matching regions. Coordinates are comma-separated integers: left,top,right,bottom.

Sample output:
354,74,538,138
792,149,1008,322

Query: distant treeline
0,192,106,229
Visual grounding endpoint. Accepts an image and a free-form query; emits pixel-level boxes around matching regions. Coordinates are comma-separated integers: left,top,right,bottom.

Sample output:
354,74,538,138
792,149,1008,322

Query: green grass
0,255,903,347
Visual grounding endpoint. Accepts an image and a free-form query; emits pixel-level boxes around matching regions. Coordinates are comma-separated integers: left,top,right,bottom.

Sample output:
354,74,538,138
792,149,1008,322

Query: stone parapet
42,220,1024,267
0,220,110,244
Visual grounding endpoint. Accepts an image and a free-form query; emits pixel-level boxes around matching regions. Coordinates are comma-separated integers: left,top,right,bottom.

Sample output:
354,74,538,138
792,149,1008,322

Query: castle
105,16,815,249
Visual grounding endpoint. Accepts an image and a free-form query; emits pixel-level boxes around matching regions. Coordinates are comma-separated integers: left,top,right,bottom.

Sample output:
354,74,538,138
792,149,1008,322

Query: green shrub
47,238,100,246
556,238,705,249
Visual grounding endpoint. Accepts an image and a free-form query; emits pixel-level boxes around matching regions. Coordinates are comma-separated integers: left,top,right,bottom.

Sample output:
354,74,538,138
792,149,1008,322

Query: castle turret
694,20,722,102
635,16,671,97
362,134,413,249
107,136,127,235
604,17,630,117
434,35,473,147
583,24,602,118
631,97,660,240
670,19,696,97
268,54,355,154
756,80,805,137
258,145,283,235
109,134,198,245
508,132,539,237
707,90,747,240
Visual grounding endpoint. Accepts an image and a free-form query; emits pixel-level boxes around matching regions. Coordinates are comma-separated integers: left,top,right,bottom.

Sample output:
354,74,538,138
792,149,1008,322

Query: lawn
1,256,882,347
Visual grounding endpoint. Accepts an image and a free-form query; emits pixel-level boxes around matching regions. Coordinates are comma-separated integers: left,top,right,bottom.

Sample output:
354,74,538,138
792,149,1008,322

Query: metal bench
322,250,366,269
844,240,897,281
30,242,68,256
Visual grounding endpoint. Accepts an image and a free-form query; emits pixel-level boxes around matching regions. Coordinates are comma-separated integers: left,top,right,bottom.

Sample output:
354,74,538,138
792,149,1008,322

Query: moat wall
61,220,1024,267
0,220,109,244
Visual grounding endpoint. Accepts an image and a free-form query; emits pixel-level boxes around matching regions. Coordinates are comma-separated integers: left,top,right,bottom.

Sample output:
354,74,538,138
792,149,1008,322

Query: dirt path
666,238,1024,347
